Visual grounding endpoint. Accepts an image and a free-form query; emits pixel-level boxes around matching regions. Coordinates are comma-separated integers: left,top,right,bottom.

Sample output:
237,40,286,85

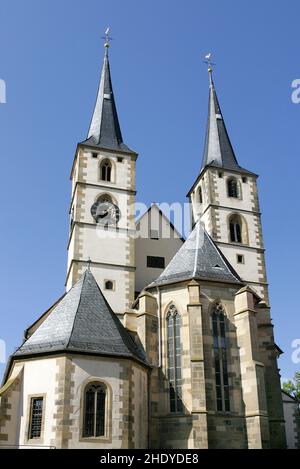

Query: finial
102,27,112,51
204,52,213,71
87,257,92,271
203,53,215,87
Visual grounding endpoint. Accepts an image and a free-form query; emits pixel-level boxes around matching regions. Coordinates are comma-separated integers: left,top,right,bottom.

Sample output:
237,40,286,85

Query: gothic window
83,382,106,438
212,303,230,412
227,177,239,198
167,305,183,413
29,397,44,439
100,159,112,182
229,214,248,244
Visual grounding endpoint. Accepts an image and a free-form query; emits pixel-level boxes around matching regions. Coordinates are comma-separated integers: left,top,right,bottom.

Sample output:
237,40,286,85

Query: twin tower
67,45,268,314
0,39,286,449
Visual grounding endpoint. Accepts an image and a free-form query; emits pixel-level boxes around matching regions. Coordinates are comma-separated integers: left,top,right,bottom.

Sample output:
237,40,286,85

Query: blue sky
0,0,299,382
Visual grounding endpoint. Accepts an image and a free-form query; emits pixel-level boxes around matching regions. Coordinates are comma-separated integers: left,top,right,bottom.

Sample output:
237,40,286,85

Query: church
0,34,287,449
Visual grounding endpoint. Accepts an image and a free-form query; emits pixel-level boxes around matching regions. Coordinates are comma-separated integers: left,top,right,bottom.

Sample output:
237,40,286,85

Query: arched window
229,213,248,244
212,303,230,412
229,214,242,243
198,187,203,204
227,177,239,198
166,305,183,413
100,159,112,182
83,382,106,438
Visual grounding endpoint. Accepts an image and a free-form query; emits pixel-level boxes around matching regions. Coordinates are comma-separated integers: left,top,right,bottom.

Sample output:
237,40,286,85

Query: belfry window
212,303,230,412
227,177,239,198
83,382,106,438
100,159,112,182
166,305,183,413
229,214,242,243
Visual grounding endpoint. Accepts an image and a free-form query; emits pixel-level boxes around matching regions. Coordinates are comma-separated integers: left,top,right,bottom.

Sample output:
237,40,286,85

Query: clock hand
98,209,108,218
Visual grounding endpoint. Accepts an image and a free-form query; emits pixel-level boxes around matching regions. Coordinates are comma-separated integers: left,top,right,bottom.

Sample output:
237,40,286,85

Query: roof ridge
66,270,88,349
203,225,241,282
148,221,241,288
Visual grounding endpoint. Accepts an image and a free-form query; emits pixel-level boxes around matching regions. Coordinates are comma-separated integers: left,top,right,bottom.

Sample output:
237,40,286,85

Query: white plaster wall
217,207,258,247
79,224,130,265
84,150,133,190
220,244,262,288
200,210,211,231
69,357,148,449
18,358,57,447
215,173,254,211
191,169,265,300
77,185,133,231
69,357,124,449
135,205,183,293
67,148,136,311
89,264,131,314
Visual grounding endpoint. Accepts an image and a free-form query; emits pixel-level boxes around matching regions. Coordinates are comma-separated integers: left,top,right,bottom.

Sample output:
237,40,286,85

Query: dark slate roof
148,221,241,287
81,47,135,154
200,71,253,174
14,270,148,366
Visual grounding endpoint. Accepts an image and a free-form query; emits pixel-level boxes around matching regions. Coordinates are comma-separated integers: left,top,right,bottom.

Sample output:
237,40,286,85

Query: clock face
91,200,121,226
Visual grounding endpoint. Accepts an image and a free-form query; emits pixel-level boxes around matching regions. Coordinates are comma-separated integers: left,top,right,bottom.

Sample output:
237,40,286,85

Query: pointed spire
81,29,134,153
201,61,247,172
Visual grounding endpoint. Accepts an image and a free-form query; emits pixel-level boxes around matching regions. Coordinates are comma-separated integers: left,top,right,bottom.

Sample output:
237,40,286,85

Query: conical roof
15,271,147,365
200,70,253,174
148,222,241,287
81,46,135,154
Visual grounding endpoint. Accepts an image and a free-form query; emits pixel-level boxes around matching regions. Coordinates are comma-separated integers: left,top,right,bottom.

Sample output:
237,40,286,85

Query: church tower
66,35,137,314
187,63,285,447
187,65,267,303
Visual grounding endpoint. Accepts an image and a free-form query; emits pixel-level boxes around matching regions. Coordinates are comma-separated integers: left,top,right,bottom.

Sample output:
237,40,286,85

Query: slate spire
201,66,248,172
81,33,134,153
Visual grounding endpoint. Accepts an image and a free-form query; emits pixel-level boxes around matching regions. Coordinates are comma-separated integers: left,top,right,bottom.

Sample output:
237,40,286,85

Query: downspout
147,368,151,449
156,286,162,367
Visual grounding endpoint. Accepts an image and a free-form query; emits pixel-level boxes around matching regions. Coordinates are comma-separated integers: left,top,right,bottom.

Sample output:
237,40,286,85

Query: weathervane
203,52,215,72
87,257,92,271
102,27,113,49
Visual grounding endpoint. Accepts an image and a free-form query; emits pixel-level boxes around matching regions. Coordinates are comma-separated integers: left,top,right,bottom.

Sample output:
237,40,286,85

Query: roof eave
147,275,243,291
186,164,258,197
78,140,138,157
